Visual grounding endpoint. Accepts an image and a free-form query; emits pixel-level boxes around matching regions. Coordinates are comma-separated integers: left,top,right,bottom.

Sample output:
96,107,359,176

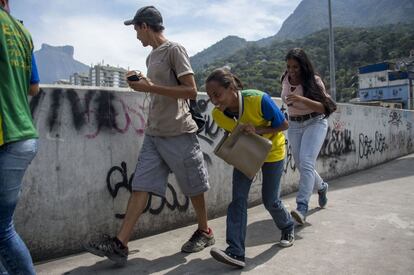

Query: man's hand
126,71,153,93
285,93,305,107
28,83,39,96
241,123,257,135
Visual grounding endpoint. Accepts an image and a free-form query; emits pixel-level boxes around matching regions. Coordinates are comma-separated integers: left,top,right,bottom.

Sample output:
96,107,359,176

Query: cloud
34,13,149,71
11,0,301,71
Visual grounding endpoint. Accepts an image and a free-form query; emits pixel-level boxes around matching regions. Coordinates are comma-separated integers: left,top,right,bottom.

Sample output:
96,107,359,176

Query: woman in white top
281,48,335,225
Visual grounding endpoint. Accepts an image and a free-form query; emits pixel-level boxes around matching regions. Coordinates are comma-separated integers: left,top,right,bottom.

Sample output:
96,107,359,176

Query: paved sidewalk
36,154,414,275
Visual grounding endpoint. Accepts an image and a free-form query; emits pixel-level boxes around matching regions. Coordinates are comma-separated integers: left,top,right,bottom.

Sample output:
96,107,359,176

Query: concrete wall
15,86,414,261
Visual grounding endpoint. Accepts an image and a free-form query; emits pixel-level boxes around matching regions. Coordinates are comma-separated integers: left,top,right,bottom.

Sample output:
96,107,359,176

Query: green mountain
190,36,249,71
191,0,414,68
194,23,414,102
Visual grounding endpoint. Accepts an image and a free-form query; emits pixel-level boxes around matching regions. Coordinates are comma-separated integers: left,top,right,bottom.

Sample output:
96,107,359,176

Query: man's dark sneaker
278,229,295,247
84,235,128,266
318,182,329,208
181,228,215,253
291,209,306,225
210,247,245,268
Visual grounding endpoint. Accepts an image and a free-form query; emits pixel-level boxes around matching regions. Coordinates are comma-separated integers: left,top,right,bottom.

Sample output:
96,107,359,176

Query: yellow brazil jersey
212,89,286,162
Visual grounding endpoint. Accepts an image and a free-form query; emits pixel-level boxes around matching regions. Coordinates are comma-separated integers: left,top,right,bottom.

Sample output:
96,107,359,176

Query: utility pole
328,0,337,100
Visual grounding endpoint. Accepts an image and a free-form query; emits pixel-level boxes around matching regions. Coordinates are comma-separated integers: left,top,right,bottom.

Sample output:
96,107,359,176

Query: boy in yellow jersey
206,69,295,268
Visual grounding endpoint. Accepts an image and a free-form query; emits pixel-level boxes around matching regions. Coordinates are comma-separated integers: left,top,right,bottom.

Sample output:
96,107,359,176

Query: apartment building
90,64,128,88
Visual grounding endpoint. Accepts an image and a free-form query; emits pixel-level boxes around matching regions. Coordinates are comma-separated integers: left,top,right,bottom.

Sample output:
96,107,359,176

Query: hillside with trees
194,23,414,102
191,0,414,69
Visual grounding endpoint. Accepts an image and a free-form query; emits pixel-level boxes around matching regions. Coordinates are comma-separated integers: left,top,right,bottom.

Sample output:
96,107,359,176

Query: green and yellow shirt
212,89,286,162
0,8,38,145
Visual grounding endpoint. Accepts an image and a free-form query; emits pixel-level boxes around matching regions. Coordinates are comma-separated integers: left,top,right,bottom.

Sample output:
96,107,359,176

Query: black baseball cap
124,6,163,26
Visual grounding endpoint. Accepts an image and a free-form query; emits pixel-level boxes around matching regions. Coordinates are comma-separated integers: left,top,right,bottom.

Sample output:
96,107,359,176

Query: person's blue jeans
0,139,38,275
226,160,294,257
287,116,328,215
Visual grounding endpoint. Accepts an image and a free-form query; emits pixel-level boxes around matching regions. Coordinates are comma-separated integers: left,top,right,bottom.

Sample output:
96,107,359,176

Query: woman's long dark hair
205,68,244,91
285,48,327,103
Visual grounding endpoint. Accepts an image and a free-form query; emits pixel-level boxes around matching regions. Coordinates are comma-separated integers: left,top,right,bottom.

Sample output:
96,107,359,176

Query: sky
10,0,301,72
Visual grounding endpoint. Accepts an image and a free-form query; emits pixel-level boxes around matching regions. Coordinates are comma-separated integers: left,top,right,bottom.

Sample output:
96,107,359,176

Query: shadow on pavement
63,209,323,274
327,155,414,191
63,252,188,275
166,213,321,275
245,207,322,246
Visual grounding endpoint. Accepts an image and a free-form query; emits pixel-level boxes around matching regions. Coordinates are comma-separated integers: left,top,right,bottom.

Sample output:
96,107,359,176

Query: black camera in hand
126,70,142,81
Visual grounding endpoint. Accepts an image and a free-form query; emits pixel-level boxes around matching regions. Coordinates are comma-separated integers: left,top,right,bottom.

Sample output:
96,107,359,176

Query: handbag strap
237,90,243,122
170,63,193,110
167,44,194,110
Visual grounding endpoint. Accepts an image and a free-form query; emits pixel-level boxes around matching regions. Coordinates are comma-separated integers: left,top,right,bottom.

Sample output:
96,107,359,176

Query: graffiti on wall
194,99,221,146
284,140,296,173
358,131,388,159
390,131,406,150
106,161,189,218
319,127,356,158
30,88,226,144
32,88,414,188
30,88,147,139
388,111,402,127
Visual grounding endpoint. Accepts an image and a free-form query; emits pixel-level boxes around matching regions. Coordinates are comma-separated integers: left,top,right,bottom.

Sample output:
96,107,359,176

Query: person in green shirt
0,0,40,274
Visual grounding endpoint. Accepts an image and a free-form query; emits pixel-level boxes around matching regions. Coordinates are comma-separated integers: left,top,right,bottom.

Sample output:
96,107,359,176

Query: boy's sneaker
210,247,245,268
318,182,329,208
291,209,306,225
278,230,295,247
181,228,215,253
84,235,128,266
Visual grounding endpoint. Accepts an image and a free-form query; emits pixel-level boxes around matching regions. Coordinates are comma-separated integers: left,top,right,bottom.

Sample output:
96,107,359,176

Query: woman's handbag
214,123,272,179
323,96,337,117
213,91,272,179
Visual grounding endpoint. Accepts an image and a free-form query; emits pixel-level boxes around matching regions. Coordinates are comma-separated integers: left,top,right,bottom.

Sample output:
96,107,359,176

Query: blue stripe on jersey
261,94,285,128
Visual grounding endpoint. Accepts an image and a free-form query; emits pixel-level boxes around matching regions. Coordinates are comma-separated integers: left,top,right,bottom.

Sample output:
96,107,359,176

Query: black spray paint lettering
106,161,189,218
198,115,221,146
358,131,388,159
196,98,221,146
39,88,145,138
66,89,87,130
143,184,189,215
47,89,63,132
319,127,356,158
283,139,296,173
388,111,402,127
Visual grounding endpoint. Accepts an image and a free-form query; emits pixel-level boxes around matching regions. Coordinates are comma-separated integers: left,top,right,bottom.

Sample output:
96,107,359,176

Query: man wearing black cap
84,6,214,265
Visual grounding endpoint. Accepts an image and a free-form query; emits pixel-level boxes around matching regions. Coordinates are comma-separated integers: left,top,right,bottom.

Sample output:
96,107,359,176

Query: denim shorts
131,133,209,197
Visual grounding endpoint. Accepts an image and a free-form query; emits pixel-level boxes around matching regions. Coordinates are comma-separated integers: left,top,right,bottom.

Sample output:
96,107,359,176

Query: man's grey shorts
131,133,210,197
